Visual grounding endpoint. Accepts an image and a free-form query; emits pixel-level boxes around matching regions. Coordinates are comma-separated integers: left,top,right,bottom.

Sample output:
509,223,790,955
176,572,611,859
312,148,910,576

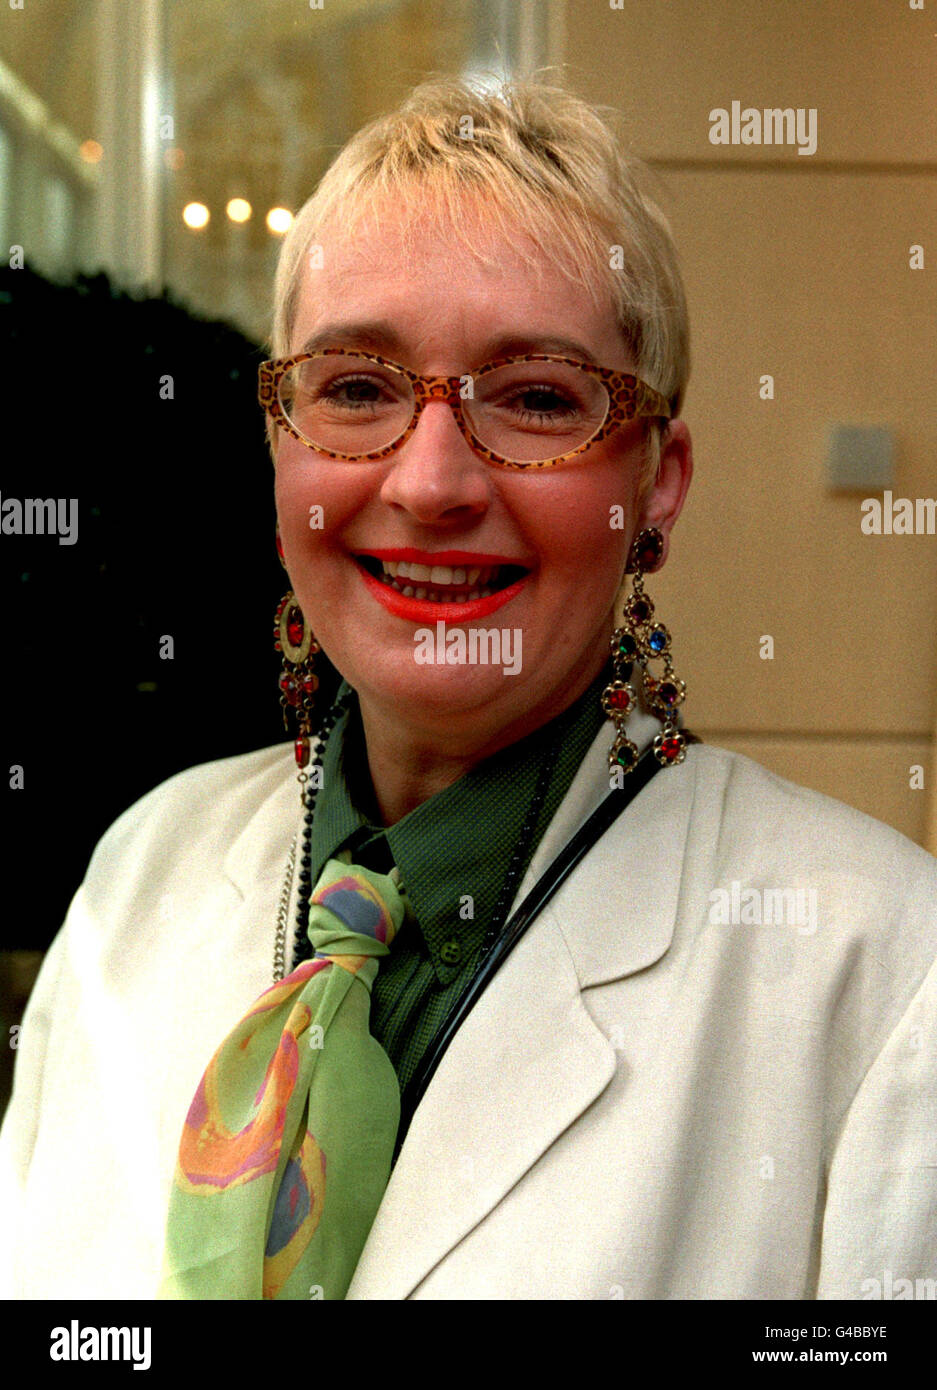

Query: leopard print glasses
258,349,671,471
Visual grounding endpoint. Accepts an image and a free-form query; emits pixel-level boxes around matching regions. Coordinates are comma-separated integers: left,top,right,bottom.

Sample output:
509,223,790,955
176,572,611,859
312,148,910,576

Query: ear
636,419,693,567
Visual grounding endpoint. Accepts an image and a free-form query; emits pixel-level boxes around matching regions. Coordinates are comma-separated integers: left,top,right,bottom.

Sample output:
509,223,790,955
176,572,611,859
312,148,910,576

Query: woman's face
275,199,690,746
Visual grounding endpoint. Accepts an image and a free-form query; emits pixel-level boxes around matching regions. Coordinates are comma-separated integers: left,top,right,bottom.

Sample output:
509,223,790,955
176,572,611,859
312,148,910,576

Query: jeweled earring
274,590,319,801
603,526,687,775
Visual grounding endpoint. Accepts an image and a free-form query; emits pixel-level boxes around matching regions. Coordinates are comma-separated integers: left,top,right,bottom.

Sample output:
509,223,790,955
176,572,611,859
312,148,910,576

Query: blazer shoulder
690,740,935,871
678,742,937,951
84,740,296,885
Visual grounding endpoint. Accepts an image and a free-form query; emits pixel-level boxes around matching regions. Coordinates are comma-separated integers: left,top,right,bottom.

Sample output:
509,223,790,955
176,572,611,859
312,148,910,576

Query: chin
350,654,529,718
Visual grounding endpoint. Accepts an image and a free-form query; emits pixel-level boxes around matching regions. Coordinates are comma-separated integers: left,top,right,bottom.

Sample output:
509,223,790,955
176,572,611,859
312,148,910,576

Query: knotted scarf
157,853,407,1299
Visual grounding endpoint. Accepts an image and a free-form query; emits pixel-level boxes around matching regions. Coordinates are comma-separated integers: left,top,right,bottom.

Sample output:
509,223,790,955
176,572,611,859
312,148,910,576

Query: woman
2,76,936,1301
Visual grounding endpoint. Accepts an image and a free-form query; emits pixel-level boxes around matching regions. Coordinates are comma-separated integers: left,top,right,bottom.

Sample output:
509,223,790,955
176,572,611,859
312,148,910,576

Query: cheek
274,447,358,556
275,474,317,551
273,440,308,527
528,473,634,579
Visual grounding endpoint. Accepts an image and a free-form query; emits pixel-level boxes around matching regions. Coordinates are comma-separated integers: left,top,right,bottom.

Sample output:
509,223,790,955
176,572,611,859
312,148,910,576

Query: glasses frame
258,348,671,471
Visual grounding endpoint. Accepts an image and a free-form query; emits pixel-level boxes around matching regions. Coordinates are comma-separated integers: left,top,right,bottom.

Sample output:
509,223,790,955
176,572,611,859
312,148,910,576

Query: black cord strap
392,733,700,1162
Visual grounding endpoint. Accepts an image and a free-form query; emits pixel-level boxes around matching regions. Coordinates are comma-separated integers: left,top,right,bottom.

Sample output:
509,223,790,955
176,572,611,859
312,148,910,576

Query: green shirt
298,665,611,1097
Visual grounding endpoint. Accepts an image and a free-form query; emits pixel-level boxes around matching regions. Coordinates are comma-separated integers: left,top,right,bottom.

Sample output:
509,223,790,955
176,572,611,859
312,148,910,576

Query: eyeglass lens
277,353,610,462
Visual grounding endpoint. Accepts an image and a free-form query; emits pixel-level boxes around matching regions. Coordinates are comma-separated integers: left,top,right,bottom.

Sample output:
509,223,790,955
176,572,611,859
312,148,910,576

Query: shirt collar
307,671,610,982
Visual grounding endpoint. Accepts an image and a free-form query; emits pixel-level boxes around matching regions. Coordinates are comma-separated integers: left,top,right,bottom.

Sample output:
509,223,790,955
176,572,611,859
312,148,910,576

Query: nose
378,398,491,525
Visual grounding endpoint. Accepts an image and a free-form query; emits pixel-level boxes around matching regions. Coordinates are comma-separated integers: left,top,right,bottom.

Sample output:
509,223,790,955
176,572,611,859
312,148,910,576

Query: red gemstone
279,674,300,706
294,736,310,768
660,736,682,761
659,681,678,705
301,675,319,695
286,608,304,648
608,688,631,710
634,530,663,570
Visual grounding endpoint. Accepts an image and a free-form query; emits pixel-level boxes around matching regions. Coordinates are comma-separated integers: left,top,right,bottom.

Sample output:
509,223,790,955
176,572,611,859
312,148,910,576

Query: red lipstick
360,548,527,565
354,556,531,624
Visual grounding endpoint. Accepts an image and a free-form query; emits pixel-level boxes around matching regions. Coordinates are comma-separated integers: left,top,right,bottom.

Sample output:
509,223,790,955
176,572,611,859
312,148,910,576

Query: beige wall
562,0,937,850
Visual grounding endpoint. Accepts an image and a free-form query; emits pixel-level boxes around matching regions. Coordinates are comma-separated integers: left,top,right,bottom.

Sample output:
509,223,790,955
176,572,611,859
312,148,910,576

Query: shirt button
440,939,462,966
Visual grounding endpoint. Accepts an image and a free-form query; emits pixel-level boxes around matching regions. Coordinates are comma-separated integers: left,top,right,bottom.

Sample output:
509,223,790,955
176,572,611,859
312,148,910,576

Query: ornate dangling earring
273,568,320,803
604,526,687,776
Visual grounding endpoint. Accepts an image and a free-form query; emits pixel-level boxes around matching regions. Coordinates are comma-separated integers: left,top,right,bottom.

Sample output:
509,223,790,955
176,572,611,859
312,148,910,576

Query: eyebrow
297,322,599,366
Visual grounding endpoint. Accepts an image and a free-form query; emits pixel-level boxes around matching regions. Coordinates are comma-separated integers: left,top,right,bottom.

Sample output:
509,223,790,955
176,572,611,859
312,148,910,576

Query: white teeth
370,560,510,603
376,558,499,587
400,560,436,582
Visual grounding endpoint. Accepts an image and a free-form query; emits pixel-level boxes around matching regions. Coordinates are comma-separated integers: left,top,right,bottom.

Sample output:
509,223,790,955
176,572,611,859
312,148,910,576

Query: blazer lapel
347,712,698,1298
346,909,614,1299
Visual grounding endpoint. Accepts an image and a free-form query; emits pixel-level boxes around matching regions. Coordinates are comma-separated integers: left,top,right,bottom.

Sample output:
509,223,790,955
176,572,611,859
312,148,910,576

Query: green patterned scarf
157,854,407,1299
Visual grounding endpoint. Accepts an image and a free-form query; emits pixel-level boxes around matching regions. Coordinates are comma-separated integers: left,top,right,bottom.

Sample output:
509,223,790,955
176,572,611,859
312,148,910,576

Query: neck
354,647,610,826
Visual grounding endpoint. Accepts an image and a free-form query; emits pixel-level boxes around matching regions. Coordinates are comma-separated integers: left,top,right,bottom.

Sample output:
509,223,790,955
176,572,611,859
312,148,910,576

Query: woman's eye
324,375,386,404
510,387,578,416
308,373,407,413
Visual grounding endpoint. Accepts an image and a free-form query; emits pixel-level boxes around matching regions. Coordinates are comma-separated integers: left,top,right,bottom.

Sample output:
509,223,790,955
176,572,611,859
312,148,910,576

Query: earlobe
637,419,693,556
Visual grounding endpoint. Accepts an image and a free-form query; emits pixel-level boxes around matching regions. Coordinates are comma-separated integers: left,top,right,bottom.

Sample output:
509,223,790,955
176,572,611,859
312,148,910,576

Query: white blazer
2,706,936,1300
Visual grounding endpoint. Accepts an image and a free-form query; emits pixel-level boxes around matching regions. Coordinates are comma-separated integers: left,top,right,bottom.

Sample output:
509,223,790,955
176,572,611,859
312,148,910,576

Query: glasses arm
632,380,672,421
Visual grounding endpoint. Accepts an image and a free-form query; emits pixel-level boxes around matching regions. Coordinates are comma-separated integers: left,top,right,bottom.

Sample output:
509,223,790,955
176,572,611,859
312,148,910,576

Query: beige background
560,0,937,849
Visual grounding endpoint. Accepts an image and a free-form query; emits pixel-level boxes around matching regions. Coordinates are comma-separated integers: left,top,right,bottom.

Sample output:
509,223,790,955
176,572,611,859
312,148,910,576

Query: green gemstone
613,743,637,770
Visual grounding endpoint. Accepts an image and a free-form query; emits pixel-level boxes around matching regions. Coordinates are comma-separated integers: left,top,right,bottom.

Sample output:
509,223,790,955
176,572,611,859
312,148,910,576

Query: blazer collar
346,711,698,1299
221,709,697,979
223,752,307,897
508,708,697,986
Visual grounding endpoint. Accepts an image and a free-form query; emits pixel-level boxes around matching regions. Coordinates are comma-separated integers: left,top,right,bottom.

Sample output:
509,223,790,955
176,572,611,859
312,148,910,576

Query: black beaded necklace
286,688,557,976
289,690,351,974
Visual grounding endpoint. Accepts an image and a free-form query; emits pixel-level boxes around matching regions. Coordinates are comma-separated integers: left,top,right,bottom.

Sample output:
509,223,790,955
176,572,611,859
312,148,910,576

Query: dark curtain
0,266,340,950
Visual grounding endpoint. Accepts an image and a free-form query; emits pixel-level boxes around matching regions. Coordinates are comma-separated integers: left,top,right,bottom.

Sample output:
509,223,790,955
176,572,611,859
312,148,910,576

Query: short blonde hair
267,73,690,488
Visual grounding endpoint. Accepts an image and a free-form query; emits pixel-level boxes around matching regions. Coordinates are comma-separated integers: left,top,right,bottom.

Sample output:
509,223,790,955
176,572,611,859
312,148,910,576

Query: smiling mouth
355,555,529,603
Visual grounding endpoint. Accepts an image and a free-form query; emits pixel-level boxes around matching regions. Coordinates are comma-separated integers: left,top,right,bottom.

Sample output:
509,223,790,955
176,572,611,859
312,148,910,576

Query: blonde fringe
268,74,690,486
